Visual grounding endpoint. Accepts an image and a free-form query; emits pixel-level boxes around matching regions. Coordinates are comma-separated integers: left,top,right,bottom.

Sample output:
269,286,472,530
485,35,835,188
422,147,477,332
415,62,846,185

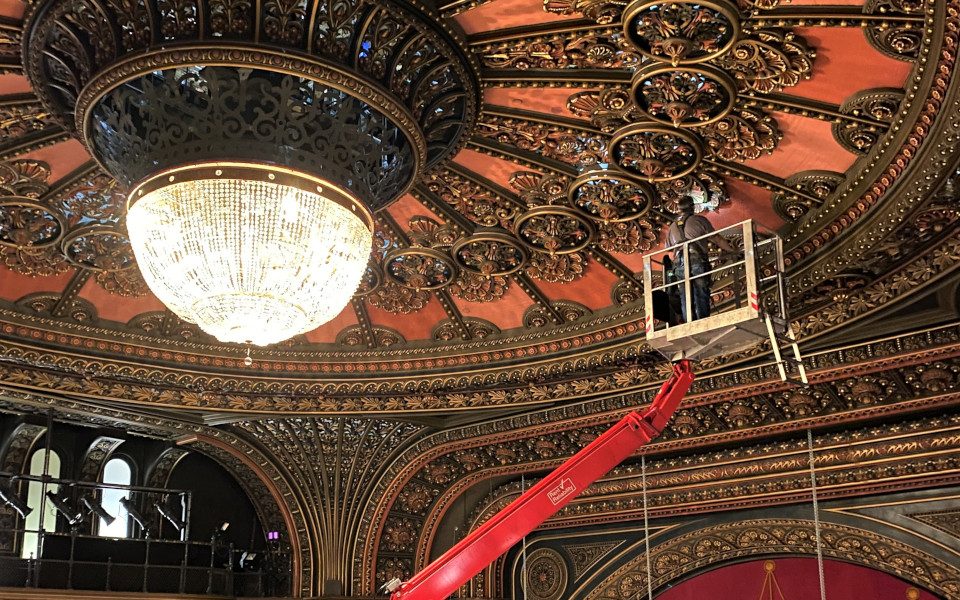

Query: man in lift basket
666,196,735,323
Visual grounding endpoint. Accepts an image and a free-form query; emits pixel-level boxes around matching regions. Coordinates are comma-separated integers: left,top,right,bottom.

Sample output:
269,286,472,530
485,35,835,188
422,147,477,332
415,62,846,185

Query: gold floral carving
426,170,521,230
524,250,588,283
366,280,432,314
716,29,815,94
478,33,639,70
450,272,510,303
477,116,605,166
700,107,781,162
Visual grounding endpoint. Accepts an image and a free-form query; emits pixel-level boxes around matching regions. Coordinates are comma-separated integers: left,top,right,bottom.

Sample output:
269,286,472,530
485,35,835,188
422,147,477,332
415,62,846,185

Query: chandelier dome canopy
22,0,479,345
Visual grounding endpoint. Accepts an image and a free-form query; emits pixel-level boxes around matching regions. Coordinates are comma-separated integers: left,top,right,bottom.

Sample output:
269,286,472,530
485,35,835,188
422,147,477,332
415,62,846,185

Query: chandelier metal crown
23,0,479,345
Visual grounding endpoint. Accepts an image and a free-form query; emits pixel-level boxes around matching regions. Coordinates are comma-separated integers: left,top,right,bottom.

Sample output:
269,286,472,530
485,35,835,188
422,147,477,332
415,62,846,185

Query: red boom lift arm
386,359,694,600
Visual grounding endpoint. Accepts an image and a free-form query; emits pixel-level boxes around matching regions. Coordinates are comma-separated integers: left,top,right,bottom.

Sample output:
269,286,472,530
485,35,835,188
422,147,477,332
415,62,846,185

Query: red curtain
657,558,938,600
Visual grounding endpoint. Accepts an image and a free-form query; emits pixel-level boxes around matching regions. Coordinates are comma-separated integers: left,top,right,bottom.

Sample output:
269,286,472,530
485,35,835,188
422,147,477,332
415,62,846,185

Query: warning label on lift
547,478,577,506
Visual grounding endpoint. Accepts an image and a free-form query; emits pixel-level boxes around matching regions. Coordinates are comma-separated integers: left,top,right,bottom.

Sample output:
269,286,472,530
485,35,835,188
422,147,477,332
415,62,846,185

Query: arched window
21,449,61,559
98,457,131,538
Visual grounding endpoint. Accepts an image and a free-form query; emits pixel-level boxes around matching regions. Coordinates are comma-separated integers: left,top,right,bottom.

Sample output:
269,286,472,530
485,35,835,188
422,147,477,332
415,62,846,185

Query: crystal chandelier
126,163,373,346
24,0,478,347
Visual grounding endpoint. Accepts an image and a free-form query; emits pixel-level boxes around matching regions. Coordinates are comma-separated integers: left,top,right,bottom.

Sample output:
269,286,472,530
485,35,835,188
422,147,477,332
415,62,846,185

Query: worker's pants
674,259,712,323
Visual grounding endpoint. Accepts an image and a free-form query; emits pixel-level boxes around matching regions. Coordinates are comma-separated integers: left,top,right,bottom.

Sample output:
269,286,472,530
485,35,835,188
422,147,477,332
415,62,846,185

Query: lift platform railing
642,219,786,333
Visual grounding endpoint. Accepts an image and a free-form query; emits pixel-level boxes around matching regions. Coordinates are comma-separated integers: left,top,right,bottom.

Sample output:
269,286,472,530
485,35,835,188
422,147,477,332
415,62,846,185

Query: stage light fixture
154,497,184,532
80,494,115,526
120,497,150,536
0,477,31,519
46,491,82,526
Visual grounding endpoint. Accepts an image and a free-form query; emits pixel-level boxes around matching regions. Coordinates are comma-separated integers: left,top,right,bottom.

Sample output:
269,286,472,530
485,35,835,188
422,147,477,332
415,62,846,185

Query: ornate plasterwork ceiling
0,0,957,414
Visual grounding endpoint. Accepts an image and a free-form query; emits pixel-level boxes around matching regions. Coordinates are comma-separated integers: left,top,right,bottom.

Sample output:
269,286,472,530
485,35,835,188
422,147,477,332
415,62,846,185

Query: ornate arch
581,519,960,600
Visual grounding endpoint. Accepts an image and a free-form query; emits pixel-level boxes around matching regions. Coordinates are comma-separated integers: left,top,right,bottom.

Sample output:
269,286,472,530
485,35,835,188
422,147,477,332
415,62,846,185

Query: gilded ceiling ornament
631,63,737,127
621,0,740,66
0,101,52,140
208,0,254,37
510,171,570,207
773,170,845,222
654,172,728,214
477,117,605,167
524,250,588,283
95,267,149,297
0,199,65,249
452,230,527,277
17,293,98,323
524,301,590,327
0,23,20,67
425,170,521,230
127,311,211,342
567,88,644,133
45,170,124,228
366,280,430,314
354,262,383,297
337,325,405,347
608,124,703,181
433,318,499,340
449,271,510,303
407,215,458,248
737,0,780,9
478,34,640,70
384,247,458,290
521,548,568,600
0,160,51,199
865,0,923,60
716,29,815,94
60,225,136,271
596,219,658,254
833,88,903,155
514,205,596,254
542,0,625,25
568,169,654,223
700,107,781,162
612,279,642,305
0,246,70,277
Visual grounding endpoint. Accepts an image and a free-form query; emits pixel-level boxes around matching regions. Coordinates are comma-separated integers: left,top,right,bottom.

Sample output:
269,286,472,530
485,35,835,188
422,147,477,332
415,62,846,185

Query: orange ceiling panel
25,139,92,182
451,277,532,330
304,305,359,344
456,0,578,35
0,0,23,20
0,74,34,95
76,276,166,324
367,293,448,341
716,177,782,231
534,254,618,310
788,27,913,105
745,112,857,179
483,87,593,120
0,264,75,302
385,194,445,231
453,148,526,190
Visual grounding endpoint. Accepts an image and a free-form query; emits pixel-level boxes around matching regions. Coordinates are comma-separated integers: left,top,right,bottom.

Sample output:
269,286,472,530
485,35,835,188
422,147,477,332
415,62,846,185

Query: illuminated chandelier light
126,163,374,346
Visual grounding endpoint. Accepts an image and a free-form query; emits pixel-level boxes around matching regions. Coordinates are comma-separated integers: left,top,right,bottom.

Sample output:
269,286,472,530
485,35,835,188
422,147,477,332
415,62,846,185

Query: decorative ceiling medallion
514,205,596,255
384,247,458,290
452,230,528,277
0,199,65,248
355,262,383,297
608,124,703,181
568,169,654,223
631,63,737,127
60,225,136,272
622,0,740,66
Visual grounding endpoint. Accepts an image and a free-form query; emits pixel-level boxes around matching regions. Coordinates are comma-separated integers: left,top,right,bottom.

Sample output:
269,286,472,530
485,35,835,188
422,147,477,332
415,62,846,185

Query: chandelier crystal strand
808,429,827,600
127,165,373,346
